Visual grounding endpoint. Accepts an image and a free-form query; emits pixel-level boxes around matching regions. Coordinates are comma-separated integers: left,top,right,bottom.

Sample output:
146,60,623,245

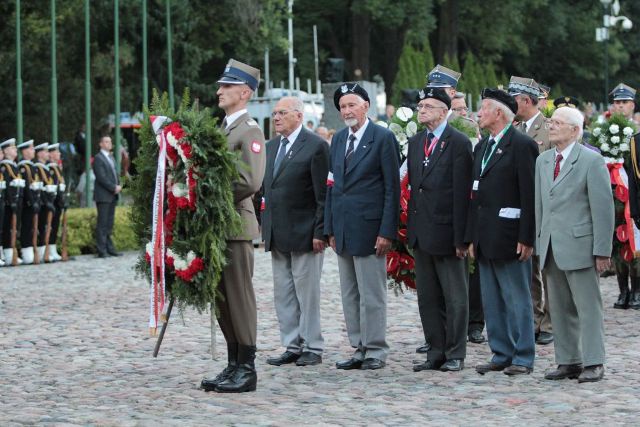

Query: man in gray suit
535,106,614,383
92,135,122,258
262,96,329,367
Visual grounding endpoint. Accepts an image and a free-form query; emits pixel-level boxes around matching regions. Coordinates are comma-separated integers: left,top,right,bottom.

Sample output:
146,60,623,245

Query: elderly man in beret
325,82,400,370
468,88,539,376
408,87,473,373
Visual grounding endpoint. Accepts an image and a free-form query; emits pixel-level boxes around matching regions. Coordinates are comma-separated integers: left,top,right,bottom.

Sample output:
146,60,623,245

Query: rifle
10,212,18,266
153,297,174,357
61,208,68,261
32,212,40,265
43,210,53,263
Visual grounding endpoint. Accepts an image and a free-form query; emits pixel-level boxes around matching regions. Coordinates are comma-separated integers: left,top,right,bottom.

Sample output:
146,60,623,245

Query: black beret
481,88,518,115
553,96,580,109
334,82,370,110
417,87,451,110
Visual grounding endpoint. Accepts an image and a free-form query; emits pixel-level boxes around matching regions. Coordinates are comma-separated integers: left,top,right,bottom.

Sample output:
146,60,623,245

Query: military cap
47,143,60,151
333,82,370,110
217,58,260,91
0,138,16,149
553,96,580,109
17,139,34,150
610,83,636,101
35,142,49,152
481,88,518,114
537,84,550,99
417,87,451,110
426,64,461,89
508,76,541,98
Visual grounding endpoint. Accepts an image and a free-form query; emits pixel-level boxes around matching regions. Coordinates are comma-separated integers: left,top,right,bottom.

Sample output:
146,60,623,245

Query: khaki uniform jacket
225,112,266,241
526,113,551,153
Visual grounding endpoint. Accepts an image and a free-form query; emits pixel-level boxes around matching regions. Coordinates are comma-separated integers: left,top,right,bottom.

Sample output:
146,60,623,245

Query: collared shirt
427,118,448,141
524,112,541,134
346,118,370,154
224,108,248,129
280,124,303,155
555,141,576,171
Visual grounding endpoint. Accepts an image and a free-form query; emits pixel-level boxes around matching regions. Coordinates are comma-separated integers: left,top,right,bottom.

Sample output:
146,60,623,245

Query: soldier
18,140,42,265
537,84,551,112
47,143,66,261
33,143,58,262
0,146,4,266
200,59,266,393
610,83,637,126
1,138,25,265
509,76,553,345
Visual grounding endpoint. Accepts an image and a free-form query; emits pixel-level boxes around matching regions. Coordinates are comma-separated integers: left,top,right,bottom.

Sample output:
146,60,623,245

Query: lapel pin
496,148,503,154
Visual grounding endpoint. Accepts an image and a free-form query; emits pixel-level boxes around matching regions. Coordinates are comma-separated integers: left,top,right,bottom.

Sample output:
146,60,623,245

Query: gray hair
281,96,304,112
487,99,515,122
555,106,585,141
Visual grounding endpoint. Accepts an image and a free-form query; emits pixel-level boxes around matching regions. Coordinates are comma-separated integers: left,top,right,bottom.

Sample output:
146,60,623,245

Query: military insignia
225,66,230,72
496,148,503,154
341,84,348,93
565,97,571,103
428,89,434,97
418,89,425,99
250,141,262,153
246,119,259,127
326,171,334,187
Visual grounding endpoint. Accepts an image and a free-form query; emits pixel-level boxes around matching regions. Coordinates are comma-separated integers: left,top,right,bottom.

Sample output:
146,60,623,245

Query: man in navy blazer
325,83,400,370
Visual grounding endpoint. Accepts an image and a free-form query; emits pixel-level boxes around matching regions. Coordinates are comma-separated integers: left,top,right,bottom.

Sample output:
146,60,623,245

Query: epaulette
246,119,259,127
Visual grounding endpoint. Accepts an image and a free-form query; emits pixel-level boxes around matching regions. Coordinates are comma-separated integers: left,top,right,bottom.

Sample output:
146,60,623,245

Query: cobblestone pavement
1,250,639,426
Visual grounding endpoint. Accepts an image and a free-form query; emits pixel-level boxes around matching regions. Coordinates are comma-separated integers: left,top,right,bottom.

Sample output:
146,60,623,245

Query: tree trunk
436,0,459,63
350,8,370,80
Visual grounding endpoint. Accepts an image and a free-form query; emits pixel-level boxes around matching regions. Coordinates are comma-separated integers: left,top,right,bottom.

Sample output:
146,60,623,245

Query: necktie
109,153,118,182
422,133,437,169
482,138,496,164
221,118,228,129
345,134,356,168
273,137,290,175
553,153,563,180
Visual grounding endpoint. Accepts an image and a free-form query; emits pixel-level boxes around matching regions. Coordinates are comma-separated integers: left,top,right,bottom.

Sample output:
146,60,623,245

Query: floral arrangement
131,90,242,313
590,113,634,163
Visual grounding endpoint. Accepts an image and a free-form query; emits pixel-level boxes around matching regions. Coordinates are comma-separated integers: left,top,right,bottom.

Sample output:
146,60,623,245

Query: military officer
201,59,266,393
610,83,637,126
18,140,42,265
1,138,25,265
537,84,551,112
47,143,66,261
33,143,58,262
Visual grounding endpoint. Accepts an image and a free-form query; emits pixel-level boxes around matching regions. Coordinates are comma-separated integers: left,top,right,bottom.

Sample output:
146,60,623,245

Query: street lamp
595,0,633,106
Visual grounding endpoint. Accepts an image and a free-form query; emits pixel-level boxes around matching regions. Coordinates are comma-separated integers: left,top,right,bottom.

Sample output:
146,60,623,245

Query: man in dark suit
468,88,539,376
92,135,122,258
408,87,473,373
325,83,400,370
262,96,329,367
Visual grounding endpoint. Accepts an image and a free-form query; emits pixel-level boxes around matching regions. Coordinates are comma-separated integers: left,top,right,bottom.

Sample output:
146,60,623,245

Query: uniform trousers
271,248,324,355
337,252,389,361
20,207,38,247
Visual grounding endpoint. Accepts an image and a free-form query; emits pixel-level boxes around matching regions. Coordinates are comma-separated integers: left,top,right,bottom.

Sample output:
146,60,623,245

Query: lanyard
424,135,439,158
480,124,511,173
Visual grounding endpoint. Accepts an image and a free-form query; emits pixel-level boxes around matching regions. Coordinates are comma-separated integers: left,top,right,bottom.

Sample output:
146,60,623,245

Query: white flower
611,135,620,144
611,147,619,156
172,183,188,197
592,127,601,137
597,115,605,124
376,121,389,128
624,127,634,136
609,124,620,134
600,143,610,152
396,107,414,122
604,157,615,164
388,123,404,136
167,131,179,147
174,258,188,271
402,145,408,157
397,132,408,144
620,143,630,152
186,251,196,263
166,248,178,260
146,242,153,255
406,121,418,137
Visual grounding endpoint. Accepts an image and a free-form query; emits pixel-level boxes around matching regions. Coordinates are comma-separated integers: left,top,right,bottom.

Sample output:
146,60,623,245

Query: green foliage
391,41,435,106
130,89,242,312
449,116,479,140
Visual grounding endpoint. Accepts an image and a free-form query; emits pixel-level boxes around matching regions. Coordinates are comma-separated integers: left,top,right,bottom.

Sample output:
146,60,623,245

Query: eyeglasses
416,103,447,111
547,119,576,129
271,110,297,118
452,107,469,113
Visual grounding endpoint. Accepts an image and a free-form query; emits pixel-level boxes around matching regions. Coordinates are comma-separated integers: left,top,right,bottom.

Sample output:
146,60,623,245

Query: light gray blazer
535,143,614,270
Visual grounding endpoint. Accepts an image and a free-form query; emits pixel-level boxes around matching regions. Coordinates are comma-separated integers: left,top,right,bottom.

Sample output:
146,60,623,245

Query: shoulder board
18,160,32,166
246,119,259,127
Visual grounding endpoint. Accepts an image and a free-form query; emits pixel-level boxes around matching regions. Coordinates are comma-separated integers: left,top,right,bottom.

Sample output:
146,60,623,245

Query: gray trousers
544,246,605,366
271,248,324,355
337,253,389,361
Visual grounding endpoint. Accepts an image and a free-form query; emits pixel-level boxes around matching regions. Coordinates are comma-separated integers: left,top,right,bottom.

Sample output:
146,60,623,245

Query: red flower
615,185,629,203
403,276,416,289
180,143,192,160
397,227,408,243
617,224,629,243
164,122,186,142
145,252,151,264
621,244,633,262
176,196,190,210
165,255,174,268
400,210,408,225
399,253,415,271
166,144,179,164
175,257,205,282
386,251,400,274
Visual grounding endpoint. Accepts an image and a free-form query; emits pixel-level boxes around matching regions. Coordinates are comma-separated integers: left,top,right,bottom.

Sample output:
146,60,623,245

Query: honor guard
18,140,43,264
1,138,25,265
610,83,637,127
34,143,58,262
47,143,66,261
537,83,551,112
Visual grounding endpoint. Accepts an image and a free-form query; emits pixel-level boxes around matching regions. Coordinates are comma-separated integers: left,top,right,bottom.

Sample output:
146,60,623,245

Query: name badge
472,180,479,191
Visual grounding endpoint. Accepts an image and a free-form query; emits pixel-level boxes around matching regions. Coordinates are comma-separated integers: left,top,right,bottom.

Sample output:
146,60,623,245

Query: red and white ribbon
609,162,640,256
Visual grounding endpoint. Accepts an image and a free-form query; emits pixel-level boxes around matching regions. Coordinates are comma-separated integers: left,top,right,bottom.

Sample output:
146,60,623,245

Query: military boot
201,342,237,392
215,344,257,393
613,271,630,309
629,277,640,310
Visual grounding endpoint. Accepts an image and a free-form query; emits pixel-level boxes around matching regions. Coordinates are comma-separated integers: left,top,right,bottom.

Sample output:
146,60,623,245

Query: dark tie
221,118,228,129
273,137,290,175
345,134,356,168
482,138,496,164
553,153,563,180
108,153,118,181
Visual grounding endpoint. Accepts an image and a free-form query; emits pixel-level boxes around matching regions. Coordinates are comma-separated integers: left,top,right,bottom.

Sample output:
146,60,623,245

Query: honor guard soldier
200,59,266,394
47,143,66,261
1,138,25,265
537,84,551,112
18,139,43,264
610,83,637,127
34,143,58,262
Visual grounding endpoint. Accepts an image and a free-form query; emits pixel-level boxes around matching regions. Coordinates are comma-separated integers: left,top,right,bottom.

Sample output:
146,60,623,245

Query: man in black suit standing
262,96,329,367
469,88,539,376
408,88,473,372
92,135,122,258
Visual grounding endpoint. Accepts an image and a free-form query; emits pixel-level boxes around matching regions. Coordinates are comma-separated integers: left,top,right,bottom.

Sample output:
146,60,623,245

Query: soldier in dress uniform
610,83,637,126
47,143,66,261
1,138,25,265
200,59,266,393
537,84,551,112
18,140,42,265
33,143,58,262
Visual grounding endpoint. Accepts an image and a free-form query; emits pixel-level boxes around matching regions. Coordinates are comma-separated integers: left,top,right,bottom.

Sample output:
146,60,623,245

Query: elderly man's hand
375,236,392,257
595,256,611,273
516,242,533,261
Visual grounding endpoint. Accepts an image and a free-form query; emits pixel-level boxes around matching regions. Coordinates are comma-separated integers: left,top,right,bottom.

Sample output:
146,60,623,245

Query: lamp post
596,0,633,107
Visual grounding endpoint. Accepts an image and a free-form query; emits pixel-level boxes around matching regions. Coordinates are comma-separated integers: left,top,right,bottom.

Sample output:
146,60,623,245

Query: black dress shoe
440,359,464,372
361,358,385,370
336,358,363,370
613,291,630,309
476,361,509,374
544,364,583,380
577,365,605,383
266,351,300,366
108,251,123,256
96,253,109,258
201,365,237,391
413,359,443,372
295,352,322,366
536,331,554,345
416,342,431,354
503,364,533,376
214,345,257,393
468,329,486,344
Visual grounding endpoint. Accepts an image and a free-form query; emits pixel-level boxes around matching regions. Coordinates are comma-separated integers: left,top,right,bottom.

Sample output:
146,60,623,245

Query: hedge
58,206,138,256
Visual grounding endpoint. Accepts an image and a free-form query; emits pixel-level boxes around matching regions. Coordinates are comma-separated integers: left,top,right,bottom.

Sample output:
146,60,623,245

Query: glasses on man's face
416,103,446,111
271,110,294,118
452,107,468,113
547,119,575,129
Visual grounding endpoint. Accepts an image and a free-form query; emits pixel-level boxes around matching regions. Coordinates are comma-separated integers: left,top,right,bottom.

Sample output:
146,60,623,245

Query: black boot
201,342,237,391
614,271,630,309
215,344,257,393
629,277,640,310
